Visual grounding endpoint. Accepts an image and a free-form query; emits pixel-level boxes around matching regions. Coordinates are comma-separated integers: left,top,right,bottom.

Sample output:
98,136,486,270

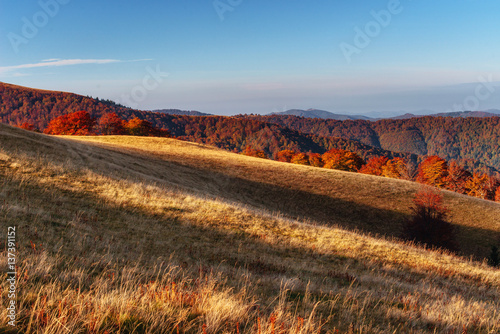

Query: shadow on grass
0,126,498,259
66,138,500,260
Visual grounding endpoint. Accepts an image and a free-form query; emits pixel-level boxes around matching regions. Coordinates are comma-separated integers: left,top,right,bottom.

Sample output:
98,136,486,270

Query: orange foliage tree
124,117,156,136
17,122,36,131
416,156,448,188
291,152,309,165
382,158,409,179
99,112,126,135
276,150,296,163
308,153,323,167
242,146,268,159
403,187,456,251
123,117,170,137
466,173,489,199
322,149,364,172
495,186,500,202
359,156,389,176
44,110,96,135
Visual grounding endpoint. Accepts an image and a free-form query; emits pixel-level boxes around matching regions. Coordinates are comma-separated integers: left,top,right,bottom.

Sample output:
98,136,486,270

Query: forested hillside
2,82,498,173
0,82,415,161
245,115,500,172
0,82,133,129
159,115,418,160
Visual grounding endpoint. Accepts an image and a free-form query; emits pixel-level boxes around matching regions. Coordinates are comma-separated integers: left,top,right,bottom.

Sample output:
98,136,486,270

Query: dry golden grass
0,124,499,333
70,135,500,259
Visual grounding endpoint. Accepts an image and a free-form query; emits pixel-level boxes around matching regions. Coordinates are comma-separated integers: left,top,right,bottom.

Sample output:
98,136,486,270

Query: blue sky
1,0,500,115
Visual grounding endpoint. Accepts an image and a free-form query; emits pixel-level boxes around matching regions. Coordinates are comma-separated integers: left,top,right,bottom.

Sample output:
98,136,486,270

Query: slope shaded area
71,135,500,260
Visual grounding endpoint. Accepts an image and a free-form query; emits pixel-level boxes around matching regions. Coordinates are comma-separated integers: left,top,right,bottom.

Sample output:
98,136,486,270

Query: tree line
242,146,500,203
19,111,169,137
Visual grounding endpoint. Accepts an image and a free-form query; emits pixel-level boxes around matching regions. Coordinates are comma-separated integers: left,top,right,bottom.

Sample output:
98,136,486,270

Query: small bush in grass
242,146,268,159
488,245,500,267
403,187,457,252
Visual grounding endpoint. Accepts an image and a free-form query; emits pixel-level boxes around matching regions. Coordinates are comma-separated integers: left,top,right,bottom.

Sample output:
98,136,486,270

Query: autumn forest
2,81,500,205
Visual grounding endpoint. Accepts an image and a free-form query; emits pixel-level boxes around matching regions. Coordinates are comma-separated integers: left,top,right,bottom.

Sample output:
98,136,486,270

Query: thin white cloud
9,72,30,78
0,58,153,74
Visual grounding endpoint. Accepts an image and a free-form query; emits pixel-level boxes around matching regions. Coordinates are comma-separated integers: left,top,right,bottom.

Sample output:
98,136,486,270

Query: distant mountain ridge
269,108,500,120
390,110,500,119
151,109,211,116
269,108,373,120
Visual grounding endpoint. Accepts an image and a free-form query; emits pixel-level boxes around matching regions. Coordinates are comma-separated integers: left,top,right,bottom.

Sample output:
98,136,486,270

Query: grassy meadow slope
0,123,499,333
68,135,500,260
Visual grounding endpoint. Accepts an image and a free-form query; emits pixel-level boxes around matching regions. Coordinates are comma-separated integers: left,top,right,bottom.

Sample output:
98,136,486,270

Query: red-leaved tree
242,146,268,159
17,122,36,131
276,150,296,163
322,149,364,172
445,161,471,194
44,110,96,135
308,153,323,167
99,112,126,135
359,156,389,176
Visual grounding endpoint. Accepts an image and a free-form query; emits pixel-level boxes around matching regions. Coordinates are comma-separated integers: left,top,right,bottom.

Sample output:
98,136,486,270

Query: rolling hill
1,123,499,333
0,82,134,130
